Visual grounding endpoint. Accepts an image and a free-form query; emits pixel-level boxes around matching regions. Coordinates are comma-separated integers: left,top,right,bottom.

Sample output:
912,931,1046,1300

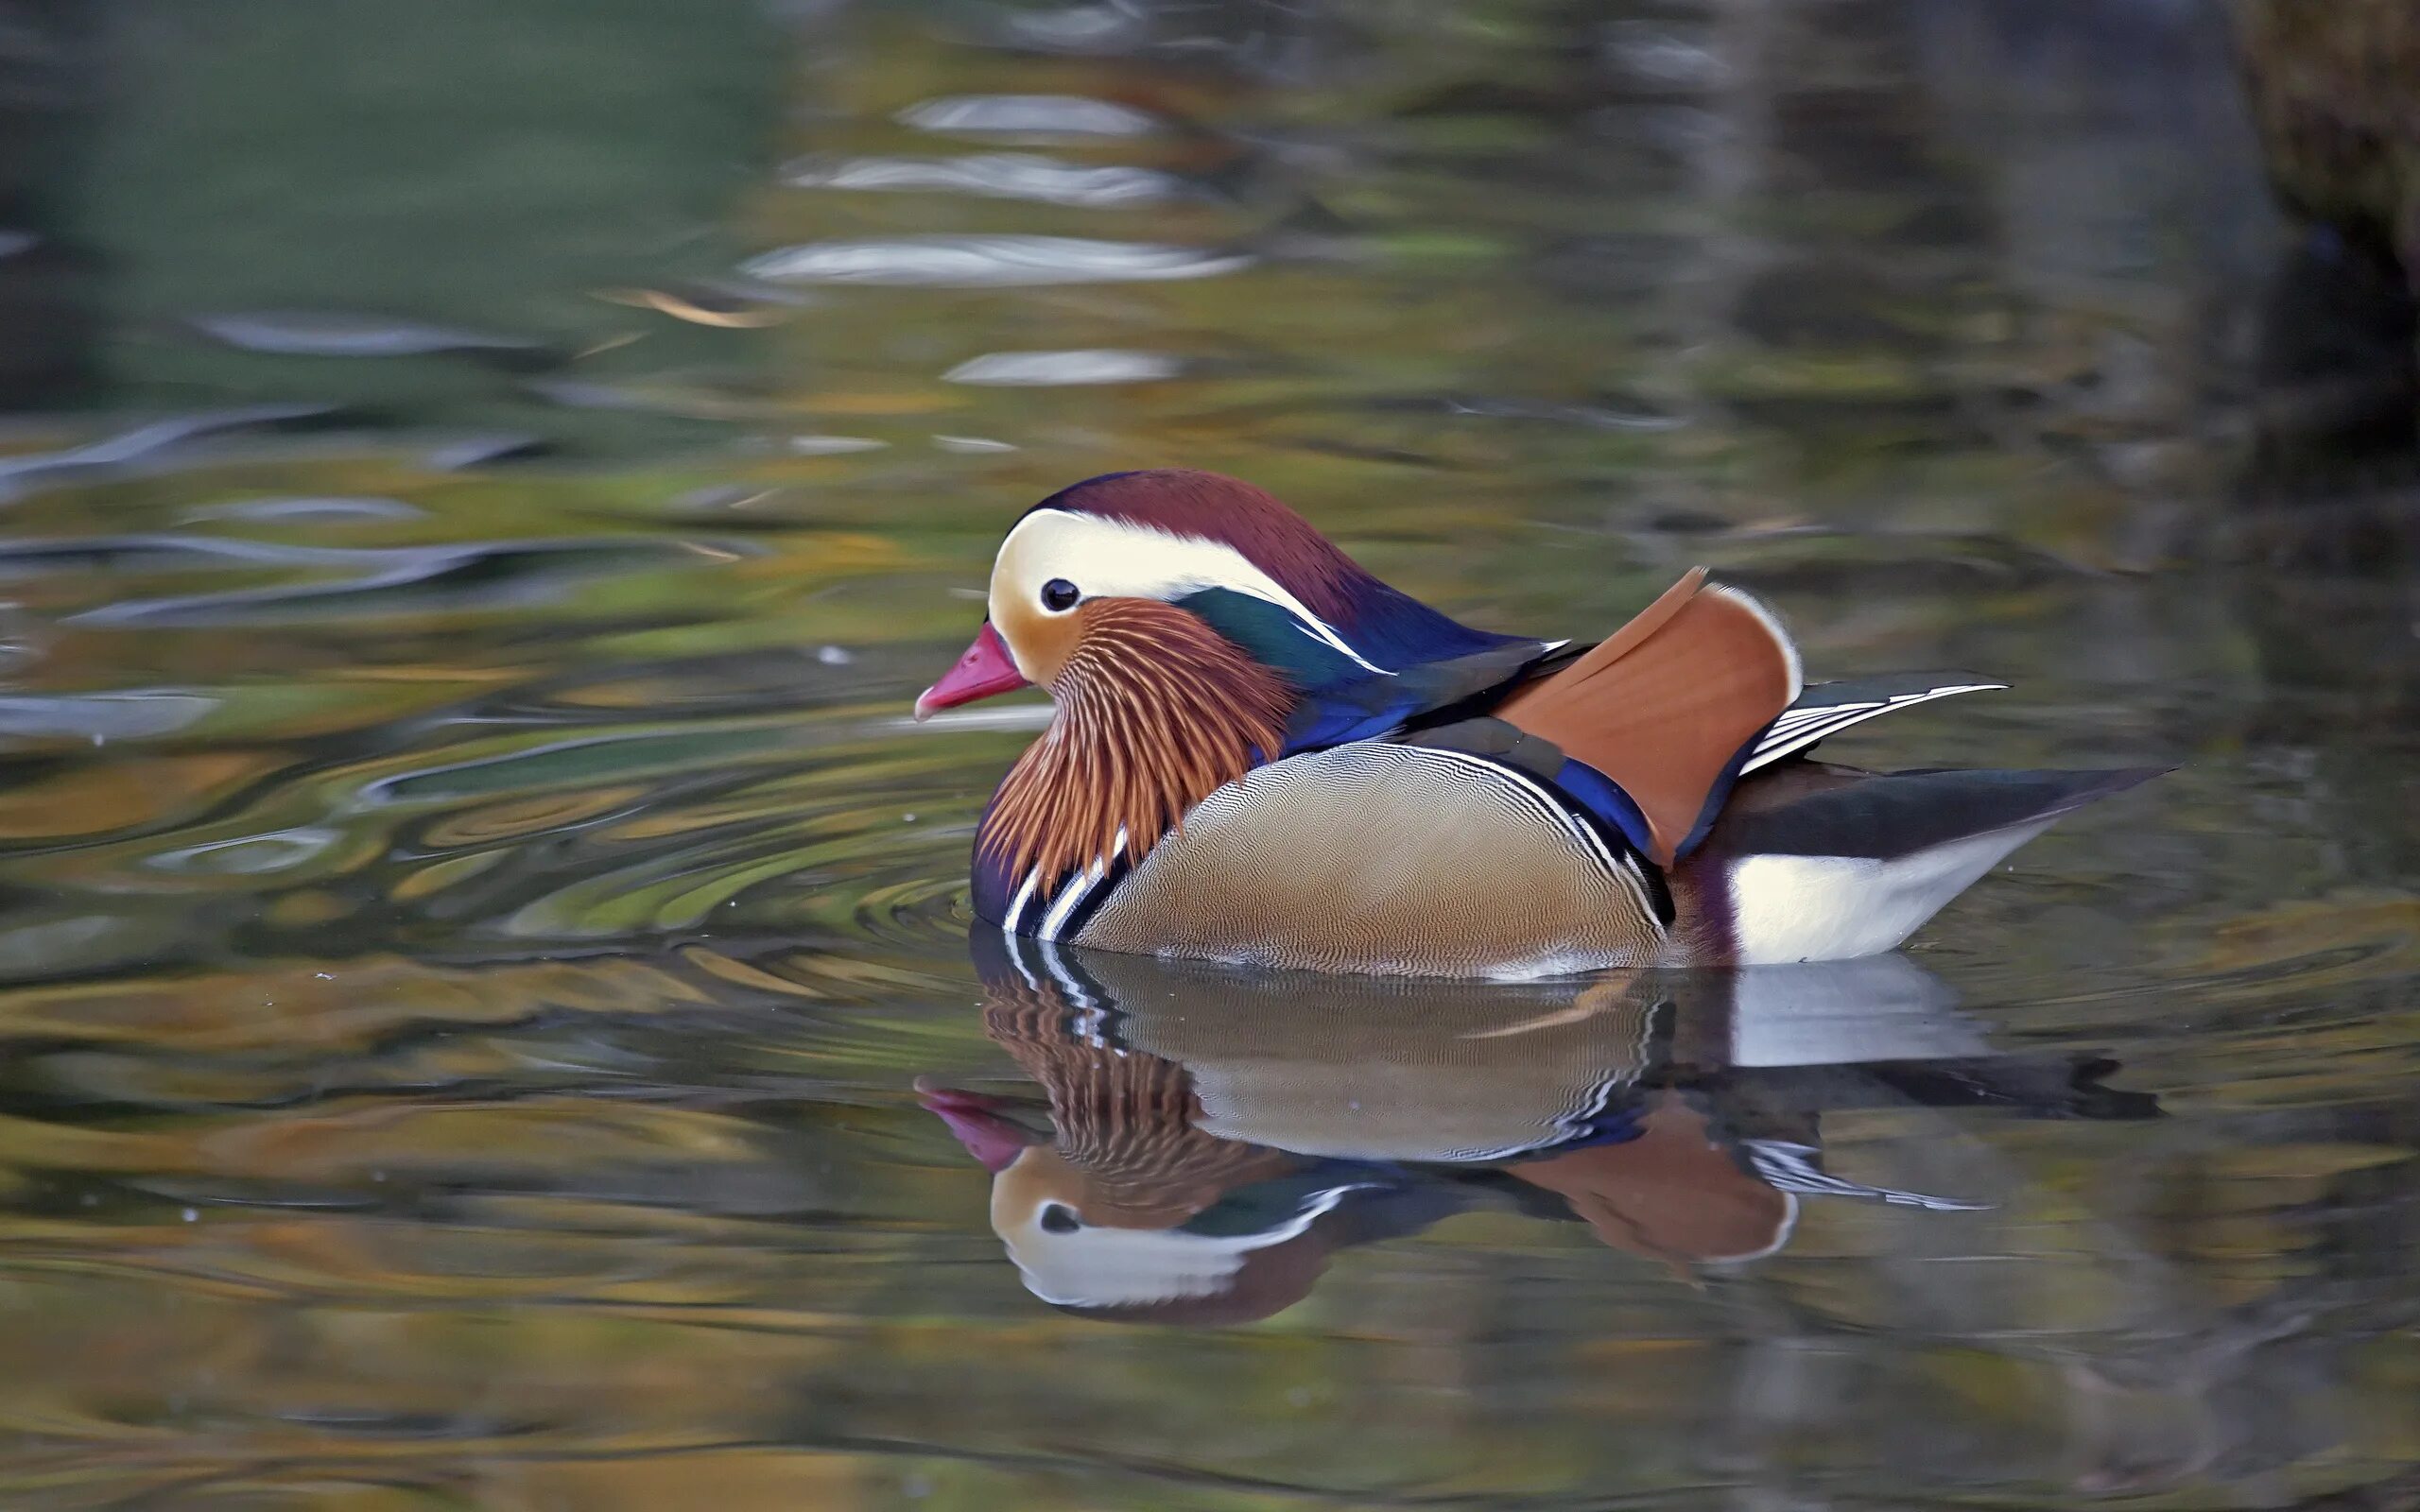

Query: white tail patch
1727,821,2053,964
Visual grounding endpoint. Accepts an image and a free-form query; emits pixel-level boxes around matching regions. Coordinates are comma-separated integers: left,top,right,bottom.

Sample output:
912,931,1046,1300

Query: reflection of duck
915,469,2160,975
921,936,2158,1324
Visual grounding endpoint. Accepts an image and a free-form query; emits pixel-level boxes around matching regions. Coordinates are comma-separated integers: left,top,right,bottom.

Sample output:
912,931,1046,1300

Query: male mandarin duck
918,469,2159,977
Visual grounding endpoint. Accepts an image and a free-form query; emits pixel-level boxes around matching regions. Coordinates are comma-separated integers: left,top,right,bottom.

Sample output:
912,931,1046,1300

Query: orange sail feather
1496,569,1801,866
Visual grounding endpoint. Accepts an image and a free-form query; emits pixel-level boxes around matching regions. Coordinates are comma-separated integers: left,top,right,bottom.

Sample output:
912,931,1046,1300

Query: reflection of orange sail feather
1513,1096,1792,1271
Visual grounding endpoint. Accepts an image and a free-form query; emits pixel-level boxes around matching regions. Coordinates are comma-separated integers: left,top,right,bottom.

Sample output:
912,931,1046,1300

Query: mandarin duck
918,470,2160,977
917,938,2156,1321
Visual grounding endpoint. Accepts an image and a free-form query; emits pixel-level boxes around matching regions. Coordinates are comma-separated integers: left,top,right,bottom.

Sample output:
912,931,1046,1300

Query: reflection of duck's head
920,965,1366,1324
987,1143,1366,1325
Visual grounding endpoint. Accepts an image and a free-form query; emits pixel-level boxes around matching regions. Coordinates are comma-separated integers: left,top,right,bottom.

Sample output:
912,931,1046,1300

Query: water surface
1,1,2416,1507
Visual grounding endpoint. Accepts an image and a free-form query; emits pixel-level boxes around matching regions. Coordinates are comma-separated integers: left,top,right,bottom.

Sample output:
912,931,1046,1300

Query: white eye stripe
992,509,1392,676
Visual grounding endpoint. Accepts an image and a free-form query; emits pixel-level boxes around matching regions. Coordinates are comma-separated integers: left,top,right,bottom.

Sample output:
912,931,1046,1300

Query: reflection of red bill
915,1080,1039,1173
913,622,1030,720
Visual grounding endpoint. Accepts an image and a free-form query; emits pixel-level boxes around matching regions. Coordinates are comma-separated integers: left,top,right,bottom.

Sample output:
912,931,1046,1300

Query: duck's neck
981,598,1291,892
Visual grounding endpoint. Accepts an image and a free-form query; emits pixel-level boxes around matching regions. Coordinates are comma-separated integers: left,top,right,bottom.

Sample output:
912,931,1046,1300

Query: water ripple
741,235,1250,288
0,404,335,500
784,152,1184,207
0,692,216,742
895,94,1161,139
942,350,1182,386
60,537,754,626
181,495,428,525
188,311,545,360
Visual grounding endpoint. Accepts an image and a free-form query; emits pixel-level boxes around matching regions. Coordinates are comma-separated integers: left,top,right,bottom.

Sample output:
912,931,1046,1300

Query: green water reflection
0,0,2414,1507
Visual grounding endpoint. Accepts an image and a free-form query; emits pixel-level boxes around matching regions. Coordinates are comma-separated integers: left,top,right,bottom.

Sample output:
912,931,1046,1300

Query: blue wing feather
1177,585,1547,753
1547,758,1660,861
1283,640,1561,751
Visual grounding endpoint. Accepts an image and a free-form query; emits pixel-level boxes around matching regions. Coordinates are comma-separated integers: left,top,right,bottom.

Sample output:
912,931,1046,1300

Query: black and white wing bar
1741,676,2006,775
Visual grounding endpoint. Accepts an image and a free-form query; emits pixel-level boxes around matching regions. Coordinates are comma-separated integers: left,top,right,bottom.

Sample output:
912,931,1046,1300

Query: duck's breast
1071,743,1666,977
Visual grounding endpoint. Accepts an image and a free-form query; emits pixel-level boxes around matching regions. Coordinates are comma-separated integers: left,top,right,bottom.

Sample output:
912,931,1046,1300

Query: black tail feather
1721,765,2168,862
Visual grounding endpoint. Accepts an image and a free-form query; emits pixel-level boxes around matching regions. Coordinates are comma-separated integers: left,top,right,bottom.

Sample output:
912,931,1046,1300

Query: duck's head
914,469,1501,719
918,471,1526,886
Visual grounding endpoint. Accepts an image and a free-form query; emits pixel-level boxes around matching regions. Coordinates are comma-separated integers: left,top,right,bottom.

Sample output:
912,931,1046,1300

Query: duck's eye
1040,578,1080,612
1039,1203,1080,1234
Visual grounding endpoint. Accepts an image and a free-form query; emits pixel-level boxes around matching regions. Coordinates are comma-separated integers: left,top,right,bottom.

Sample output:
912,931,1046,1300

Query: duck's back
1069,742,1668,976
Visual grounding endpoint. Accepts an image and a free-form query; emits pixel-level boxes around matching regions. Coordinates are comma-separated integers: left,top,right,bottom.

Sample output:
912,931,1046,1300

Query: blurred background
0,0,2414,1508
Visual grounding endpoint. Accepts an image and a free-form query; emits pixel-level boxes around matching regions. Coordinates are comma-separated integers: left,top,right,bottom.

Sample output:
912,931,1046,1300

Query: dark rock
2235,0,2420,273
2235,0,2420,468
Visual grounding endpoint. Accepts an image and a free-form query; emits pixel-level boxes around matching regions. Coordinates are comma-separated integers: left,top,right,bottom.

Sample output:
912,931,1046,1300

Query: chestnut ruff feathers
980,597,1293,895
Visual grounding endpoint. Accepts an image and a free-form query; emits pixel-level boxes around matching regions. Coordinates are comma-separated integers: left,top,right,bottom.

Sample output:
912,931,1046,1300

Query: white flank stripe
1003,868,1043,933
1037,826,1129,941
1036,867,1099,940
